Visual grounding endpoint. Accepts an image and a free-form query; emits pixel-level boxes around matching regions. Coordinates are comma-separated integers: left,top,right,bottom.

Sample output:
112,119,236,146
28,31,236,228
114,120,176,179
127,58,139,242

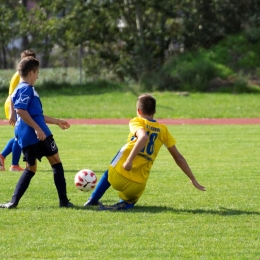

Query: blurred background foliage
0,0,260,93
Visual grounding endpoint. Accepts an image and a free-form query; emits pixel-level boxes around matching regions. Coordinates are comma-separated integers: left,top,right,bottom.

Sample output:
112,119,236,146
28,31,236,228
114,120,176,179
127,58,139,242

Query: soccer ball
74,169,97,192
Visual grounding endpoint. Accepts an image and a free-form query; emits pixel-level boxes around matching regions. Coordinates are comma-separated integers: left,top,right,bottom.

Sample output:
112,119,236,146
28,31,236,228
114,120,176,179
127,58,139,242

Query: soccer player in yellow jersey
84,94,206,210
0,50,36,172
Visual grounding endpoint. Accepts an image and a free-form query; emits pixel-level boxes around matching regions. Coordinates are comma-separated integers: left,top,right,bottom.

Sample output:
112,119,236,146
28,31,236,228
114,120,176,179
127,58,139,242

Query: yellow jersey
4,71,20,119
111,117,176,184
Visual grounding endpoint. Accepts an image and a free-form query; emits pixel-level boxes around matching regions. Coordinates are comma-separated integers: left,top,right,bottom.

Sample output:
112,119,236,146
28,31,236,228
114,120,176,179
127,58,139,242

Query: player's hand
35,129,46,141
191,179,206,191
9,118,16,126
57,120,70,130
8,114,16,126
122,161,132,171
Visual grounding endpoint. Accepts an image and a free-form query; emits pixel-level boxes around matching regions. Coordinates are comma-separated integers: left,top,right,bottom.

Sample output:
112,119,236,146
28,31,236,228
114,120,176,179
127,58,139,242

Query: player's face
31,69,39,84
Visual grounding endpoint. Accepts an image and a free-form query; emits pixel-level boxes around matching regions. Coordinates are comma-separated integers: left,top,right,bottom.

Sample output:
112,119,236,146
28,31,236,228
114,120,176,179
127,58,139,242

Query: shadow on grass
133,206,260,216
68,205,260,216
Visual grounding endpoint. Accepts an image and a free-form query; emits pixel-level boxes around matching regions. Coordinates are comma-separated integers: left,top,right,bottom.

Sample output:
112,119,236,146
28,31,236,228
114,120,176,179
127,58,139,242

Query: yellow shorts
108,166,146,204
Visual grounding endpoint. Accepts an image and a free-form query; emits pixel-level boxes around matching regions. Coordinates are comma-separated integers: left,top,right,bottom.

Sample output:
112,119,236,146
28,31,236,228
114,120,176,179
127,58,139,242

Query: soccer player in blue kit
0,56,74,209
0,50,36,172
84,94,206,211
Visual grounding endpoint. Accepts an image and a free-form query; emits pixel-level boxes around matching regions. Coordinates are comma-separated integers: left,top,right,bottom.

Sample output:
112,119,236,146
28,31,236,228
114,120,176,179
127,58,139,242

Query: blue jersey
11,82,52,148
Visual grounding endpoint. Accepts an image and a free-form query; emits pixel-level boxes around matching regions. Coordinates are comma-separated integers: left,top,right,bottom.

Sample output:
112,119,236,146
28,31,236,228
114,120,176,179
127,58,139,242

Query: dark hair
21,50,36,59
137,94,156,115
18,57,40,77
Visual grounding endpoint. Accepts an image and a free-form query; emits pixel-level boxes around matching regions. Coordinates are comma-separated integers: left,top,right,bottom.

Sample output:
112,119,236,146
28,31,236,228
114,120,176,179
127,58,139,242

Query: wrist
125,159,132,164
55,119,60,125
34,126,41,131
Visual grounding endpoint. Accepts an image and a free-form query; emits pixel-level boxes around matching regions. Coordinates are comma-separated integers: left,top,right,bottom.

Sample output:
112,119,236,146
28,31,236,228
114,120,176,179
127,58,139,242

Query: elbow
175,155,186,165
16,109,22,116
16,109,26,117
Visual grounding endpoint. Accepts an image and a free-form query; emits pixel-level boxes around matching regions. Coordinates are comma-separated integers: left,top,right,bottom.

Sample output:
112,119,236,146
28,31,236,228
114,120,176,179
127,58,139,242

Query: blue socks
1,137,22,165
1,138,14,157
90,170,111,202
90,170,135,209
12,139,22,165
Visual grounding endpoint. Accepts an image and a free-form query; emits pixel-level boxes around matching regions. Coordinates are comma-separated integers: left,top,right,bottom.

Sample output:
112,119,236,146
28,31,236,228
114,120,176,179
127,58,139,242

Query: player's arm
122,128,148,171
9,99,16,126
168,145,206,191
43,115,70,130
16,109,46,141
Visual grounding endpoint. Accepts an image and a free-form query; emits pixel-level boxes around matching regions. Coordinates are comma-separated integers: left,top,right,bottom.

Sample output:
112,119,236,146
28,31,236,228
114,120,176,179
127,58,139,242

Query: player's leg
0,144,38,208
48,154,73,207
111,169,145,208
0,138,15,171
10,161,37,204
116,182,145,209
0,160,37,209
9,138,24,172
99,169,145,211
84,150,123,206
84,169,111,206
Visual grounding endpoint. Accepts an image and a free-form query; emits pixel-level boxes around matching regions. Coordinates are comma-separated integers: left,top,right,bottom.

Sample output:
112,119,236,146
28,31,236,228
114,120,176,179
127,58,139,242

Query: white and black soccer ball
74,169,97,192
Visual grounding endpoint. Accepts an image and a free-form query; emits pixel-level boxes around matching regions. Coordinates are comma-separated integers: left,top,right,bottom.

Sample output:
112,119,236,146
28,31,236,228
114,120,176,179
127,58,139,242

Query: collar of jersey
21,81,33,87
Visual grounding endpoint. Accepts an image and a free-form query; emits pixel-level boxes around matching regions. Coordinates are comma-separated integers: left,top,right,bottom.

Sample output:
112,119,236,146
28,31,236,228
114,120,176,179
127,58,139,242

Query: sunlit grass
1,89,260,119
1,67,260,119
0,125,259,259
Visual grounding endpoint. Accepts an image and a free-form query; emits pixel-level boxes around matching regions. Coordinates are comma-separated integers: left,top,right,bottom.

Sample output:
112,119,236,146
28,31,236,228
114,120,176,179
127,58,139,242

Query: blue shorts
22,135,58,166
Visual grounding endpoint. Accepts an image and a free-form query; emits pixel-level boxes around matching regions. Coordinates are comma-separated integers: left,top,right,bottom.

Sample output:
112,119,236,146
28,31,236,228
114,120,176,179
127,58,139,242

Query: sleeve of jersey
9,72,20,95
13,87,33,110
129,117,144,135
164,126,177,148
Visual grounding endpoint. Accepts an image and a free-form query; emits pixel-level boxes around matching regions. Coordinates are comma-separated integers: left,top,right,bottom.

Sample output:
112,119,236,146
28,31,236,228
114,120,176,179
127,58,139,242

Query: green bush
139,56,237,93
173,59,219,92
232,79,249,93
153,31,260,93
245,27,260,43
139,70,182,92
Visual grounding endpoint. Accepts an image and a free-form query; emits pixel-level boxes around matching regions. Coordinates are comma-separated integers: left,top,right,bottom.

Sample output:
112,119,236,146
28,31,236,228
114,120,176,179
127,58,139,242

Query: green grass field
0,124,259,259
1,90,260,119
1,67,260,119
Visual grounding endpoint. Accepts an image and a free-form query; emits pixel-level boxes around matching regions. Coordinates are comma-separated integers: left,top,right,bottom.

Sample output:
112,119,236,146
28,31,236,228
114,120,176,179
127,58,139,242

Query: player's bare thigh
26,160,37,172
46,152,61,166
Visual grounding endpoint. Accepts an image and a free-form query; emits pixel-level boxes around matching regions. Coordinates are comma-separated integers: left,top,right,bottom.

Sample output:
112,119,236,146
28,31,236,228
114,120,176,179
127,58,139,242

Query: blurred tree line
0,0,260,83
